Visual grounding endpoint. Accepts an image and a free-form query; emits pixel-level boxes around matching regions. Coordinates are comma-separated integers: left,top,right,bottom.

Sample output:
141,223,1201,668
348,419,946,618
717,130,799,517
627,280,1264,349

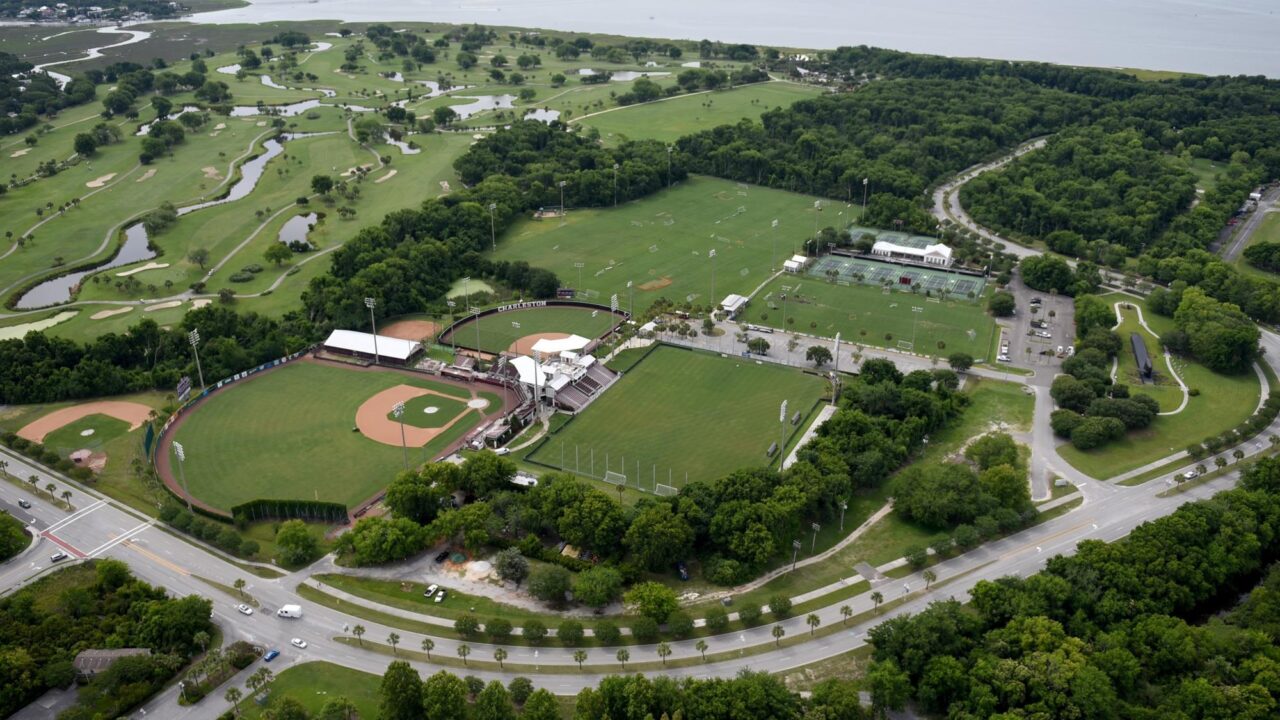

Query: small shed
1130,332,1153,380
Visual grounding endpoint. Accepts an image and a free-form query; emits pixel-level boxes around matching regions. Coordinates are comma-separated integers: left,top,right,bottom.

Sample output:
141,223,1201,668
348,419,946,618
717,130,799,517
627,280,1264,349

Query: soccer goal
604,471,627,487
655,484,678,497
897,340,915,351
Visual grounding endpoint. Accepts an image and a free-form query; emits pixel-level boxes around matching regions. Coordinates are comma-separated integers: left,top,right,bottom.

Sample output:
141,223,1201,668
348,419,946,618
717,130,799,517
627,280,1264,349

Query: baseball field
491,176,857,309
747,275,997,359
164,360,505,511
528,345,829,488
438,304,624,355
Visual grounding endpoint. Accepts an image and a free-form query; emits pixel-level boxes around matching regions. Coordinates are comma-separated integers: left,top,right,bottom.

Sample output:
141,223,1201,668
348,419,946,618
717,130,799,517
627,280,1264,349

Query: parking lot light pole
811,521,821,552
839,500,848,531
791,539,802,570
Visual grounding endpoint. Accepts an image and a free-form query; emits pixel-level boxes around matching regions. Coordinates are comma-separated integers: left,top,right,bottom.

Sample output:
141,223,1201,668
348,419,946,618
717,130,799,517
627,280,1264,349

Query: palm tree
27,474,37,488
840,605,853,625
695,640,708,661
457,644,471,666
0,460,8,477
771,624,785,647
193,631,210,652
923,569,937,590
224,687,242,717
420,637,434,658
573,650,587,669
871,591,884,613
352,625,365,646
233,578,246,598
45,483,55,496
616,648,629,670
494,648,508,669
806,613,820,636
60,490,71,504
387,633,400,655
1233,448,1246,462
656,643,671,667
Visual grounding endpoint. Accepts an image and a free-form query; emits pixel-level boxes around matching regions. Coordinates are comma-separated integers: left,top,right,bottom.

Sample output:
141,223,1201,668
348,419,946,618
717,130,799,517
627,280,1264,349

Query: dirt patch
85,173,117,188
136,168,156,183
9,148,30,158
355,385,473,447
509,332,571,356
381,319,439,342
637,276,672,291
201,166,222,180
90,307,133,320
18,401,152,443
375,169,397,183
145,300,183,312
214,123,227,130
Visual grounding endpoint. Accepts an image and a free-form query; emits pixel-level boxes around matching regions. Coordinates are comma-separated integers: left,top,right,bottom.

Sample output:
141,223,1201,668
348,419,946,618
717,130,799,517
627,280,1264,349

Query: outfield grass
169,362,498,510
440,305,622,354
529,345,828,488
492,176,857,309
579,81,826,144
747,275,997,359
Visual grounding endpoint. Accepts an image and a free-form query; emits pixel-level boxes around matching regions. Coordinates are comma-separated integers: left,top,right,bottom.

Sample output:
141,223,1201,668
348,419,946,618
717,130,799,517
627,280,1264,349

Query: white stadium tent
322,329,422,365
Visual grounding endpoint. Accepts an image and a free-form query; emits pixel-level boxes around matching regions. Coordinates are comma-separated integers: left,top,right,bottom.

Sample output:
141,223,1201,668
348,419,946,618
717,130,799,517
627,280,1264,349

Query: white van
277,604,303,619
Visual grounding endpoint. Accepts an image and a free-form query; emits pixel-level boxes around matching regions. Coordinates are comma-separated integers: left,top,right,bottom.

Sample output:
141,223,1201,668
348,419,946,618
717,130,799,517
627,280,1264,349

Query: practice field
165,361,504,510
491,176,858,309
747,275,997,358
41,414,132,456
438,305,623,354
528,345,828,488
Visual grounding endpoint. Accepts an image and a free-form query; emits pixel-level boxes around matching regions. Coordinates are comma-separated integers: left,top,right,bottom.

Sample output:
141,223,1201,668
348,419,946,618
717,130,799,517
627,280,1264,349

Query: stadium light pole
557,180,567,223
709,249,717,308
911,306,924,350
771,219,779,272
811,200,821,254
187,329,205,391
839,500,848,532
446,300,457,354
626,280,633,319
173,441,192,511
392,401,408,470
487,203,497,252
364,297,380,365
613,163,619,207
862,177,868,209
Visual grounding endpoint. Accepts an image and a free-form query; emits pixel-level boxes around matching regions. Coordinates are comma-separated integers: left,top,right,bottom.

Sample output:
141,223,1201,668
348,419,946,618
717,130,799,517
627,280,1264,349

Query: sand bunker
213,123,226,130
85,173,117,188
136,168,156,183
375,169,397,183
191,298,211,309
256,121,267,127
10,148,30,158
0,310,77,341
201,166,222,180
381,319,440,341
116,262,168,277
18,400,152,443
90,307,133,320
439,180,452,193
144,300,183,312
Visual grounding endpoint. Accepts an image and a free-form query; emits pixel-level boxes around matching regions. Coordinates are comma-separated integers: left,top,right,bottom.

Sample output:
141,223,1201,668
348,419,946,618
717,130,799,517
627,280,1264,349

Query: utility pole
187,329,205,391
709,249,717,307
771,218,779,271
364,297,379,365
862,177,868,209
613,163,619,206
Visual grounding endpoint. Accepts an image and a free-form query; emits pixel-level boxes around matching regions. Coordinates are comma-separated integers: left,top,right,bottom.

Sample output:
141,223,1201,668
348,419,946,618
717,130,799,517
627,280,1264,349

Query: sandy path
85,173,117,188
509,332,571,356
191,298,212,308
381,319,439,341
144,300,183,312
375,169,397,183
136,168,156,182
18,400,152,443
355,385,474,447
116,261,168,277
90,307,133,320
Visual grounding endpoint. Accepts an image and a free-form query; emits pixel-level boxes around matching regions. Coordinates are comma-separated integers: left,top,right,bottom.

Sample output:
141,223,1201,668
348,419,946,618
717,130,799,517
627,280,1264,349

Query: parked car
17,499,31,509
263,649,280,662
1030,297,1043,305
1182,470,1201,481
434,590,447,603
236,604,254,616
1035,330,1052,339
423,584,439,598
290,638,307,649
434,550,450,563
50,551,68,563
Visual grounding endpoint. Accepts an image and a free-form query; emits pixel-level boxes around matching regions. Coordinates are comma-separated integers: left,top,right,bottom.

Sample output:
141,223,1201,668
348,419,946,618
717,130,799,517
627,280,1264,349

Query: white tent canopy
531,334,591,355
323,329,421,362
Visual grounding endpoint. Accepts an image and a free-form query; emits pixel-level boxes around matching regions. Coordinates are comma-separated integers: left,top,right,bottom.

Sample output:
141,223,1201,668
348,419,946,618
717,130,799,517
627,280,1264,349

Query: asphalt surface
1219,185,1280,262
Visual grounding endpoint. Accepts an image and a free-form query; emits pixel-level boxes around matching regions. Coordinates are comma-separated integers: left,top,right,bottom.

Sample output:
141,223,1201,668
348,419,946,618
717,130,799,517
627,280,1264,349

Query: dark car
17,499,31,509
434,550,450,563
263,649,280,662
676,562,690,581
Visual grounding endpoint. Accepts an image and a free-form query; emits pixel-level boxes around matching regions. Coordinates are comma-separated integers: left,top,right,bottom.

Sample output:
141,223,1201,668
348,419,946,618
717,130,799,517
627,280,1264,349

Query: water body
449,94,516,119
193,0,1280,77
385,136,421,154
523,108,560,123
136,105,202,136
16,223,155,309
177,137,286,215
261,74,288,89
229,98,374,116
278,212,318,247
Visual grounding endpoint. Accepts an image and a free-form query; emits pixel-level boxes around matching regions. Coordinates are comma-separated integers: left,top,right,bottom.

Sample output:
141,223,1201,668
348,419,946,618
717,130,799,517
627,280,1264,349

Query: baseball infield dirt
381,319,440,342
355,384,472,447
509,332,571,356
18,401,152,443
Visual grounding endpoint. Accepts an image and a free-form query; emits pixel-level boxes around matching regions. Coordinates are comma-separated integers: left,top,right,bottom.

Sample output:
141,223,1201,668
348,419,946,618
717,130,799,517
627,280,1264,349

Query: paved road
931,137,1048,260
1219,185,1280,262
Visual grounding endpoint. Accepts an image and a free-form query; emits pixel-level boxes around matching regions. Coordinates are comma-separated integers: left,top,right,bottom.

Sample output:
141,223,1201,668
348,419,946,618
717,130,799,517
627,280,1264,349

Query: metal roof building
323,329,422,365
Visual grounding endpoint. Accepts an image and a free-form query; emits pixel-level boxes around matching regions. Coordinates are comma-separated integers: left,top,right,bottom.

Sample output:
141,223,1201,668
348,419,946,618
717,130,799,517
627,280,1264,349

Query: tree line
865,465,1280,718
0,51,95,136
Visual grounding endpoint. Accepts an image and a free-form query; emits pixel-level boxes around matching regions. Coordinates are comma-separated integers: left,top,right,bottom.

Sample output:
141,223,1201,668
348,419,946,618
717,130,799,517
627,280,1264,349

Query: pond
449,95,517,120
136,106,201,137
278,212,318,248
523,108,561,123
16,223,155,309
177,137,285,216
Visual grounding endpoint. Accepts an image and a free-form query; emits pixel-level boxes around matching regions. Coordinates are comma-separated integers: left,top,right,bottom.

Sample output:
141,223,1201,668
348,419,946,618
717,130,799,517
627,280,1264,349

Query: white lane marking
43,500,107,533
87,521,152,557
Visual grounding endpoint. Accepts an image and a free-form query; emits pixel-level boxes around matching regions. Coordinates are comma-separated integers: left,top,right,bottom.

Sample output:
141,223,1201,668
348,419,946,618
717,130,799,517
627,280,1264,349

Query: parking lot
1000,274,1075,371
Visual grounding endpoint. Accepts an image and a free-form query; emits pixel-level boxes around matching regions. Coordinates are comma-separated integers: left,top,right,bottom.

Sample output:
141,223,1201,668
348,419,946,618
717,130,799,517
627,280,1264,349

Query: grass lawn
916,377,1034,466
529,345,828,488
579,81,826,144
440,305,623,354
1233,211,1280,281
169,361,499,510
491,175,858,309
1112,304,1184,411
746,275,997,359
241,662,380,720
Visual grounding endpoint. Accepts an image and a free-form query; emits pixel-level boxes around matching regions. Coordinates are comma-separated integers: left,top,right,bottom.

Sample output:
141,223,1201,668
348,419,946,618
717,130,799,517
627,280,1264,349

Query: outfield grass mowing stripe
529,345,828,487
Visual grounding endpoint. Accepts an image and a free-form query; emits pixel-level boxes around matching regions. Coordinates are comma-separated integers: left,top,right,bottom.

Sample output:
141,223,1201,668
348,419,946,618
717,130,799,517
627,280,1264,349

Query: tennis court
807,255,986,299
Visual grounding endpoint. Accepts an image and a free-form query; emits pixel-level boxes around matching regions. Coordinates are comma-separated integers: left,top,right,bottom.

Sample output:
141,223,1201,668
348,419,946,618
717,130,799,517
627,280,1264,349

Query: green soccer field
746,275,998,359
168,362,498,510
491,176,858,310
528,345,829,488
439,305,623,354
